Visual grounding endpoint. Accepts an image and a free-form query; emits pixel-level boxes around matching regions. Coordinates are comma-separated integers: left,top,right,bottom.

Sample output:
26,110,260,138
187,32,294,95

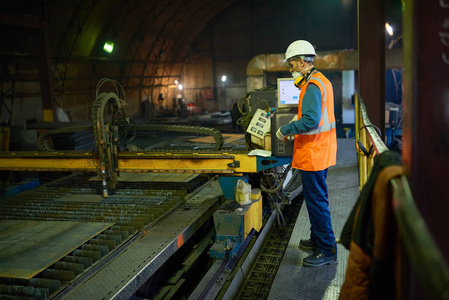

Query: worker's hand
289,115,298,123
276,128,287,142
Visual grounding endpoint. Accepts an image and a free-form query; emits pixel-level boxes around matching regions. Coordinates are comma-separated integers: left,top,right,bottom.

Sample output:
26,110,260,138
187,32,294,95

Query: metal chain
37,124,224,152
37,125,93,151
125,124,224,151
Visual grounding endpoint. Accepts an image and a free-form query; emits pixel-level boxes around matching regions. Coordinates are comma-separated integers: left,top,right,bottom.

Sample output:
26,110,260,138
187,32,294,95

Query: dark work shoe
299,239,318,251
303,250,337,267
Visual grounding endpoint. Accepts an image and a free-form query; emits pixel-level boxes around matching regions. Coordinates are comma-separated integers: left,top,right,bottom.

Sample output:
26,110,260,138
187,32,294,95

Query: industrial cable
274,197,286,227
235,94,251,127
360,124,382,137
259,165,292,228
235,93,272,151
235,94,270,128
259,164,292,194
96,78,126,103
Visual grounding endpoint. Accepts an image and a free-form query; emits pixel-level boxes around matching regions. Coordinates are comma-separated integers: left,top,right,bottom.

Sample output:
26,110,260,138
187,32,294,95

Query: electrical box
271,110,297,156
249,90,277,111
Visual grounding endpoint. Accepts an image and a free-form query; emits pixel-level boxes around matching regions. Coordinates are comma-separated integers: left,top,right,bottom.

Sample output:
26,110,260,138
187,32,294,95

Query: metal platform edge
57,180,224,300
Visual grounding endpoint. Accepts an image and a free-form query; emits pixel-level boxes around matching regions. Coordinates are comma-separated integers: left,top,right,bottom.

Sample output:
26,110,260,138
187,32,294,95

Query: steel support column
403,0,449,299
37,21,55,122
358,0,385,137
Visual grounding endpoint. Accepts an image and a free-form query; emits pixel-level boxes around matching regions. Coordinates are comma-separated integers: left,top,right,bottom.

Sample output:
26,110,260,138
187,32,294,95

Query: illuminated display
277,78,300,108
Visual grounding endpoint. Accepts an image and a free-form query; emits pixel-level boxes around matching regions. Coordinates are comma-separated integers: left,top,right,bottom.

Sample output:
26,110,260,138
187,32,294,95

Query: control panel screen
277,78,300,108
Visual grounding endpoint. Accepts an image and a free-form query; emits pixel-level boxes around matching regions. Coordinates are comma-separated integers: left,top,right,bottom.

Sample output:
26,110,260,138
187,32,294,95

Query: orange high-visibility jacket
292,71,337,171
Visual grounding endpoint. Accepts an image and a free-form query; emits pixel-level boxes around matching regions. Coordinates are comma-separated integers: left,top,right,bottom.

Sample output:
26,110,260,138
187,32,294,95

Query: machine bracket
227,161,240,168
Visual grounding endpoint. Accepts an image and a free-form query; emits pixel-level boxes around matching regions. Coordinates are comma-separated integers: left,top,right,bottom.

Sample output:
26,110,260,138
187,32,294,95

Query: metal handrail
355,93,449,299
358,97,388,155
355,93,388,188
391,175,449,299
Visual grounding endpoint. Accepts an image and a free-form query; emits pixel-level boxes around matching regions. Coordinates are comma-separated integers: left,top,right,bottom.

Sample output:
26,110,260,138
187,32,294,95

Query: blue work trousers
300,169,336,256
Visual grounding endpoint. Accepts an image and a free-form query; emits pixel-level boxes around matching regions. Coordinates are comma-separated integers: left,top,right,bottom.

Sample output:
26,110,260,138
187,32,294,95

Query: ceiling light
385,23,394,36
103,41,114,54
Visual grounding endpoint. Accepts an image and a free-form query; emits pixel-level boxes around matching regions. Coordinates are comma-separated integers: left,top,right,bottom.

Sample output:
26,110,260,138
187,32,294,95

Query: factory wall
184,0,356,114
0,0,357,125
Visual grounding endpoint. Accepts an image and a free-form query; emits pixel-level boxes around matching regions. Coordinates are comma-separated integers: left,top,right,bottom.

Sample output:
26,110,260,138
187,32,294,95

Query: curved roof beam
166,1,239,62
138,0,196,83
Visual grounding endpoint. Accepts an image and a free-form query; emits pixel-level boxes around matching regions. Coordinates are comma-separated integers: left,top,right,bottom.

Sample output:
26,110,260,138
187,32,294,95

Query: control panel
271,110,298,156
246,109,271,139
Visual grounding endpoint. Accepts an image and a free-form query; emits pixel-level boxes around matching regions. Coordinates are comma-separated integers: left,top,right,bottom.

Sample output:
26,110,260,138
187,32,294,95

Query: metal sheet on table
0,220,114,279
89,173,199,182
56,194,104,202
187,133,245,145
62,180,224,299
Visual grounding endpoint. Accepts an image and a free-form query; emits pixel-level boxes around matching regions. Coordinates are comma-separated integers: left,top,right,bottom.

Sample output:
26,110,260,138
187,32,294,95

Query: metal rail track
237,196,303,299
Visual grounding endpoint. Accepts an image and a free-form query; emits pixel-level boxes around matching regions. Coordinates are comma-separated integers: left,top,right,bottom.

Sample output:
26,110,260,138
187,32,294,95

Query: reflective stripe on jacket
292,71,337,171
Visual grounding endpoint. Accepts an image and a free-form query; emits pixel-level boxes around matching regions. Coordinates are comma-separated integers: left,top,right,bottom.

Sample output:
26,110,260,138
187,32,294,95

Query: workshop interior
1,1,448,300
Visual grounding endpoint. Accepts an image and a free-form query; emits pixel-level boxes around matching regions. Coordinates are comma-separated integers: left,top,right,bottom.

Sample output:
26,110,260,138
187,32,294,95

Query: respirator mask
292,65,314,88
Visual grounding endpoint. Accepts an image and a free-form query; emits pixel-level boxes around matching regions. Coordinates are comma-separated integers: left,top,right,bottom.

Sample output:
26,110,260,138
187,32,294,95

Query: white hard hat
284,40,316,62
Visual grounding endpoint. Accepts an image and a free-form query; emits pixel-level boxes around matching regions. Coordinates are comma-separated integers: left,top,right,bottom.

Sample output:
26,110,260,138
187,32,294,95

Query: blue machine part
386,127,402,147
217,156,291,200
217,175,248,200
2,178,40,198
256,156,292,171
212,154,291,258
209,201,246,259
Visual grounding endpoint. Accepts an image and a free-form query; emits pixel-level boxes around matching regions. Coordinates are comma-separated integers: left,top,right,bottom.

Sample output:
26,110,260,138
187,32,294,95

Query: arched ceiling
0,0,239,99
1,0,238,61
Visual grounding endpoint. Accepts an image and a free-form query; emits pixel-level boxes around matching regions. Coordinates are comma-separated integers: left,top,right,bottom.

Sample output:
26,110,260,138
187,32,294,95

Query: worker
276,40,337,267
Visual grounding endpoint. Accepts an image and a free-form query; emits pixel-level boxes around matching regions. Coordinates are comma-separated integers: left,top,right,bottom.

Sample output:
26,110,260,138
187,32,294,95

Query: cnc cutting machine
0,85,301,299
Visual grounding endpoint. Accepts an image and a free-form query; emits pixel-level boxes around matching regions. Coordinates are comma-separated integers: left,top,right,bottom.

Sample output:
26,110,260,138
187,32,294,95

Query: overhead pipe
246,48,402,91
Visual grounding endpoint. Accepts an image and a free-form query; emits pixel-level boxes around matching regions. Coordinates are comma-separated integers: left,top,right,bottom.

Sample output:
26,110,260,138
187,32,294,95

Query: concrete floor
268,138,360,300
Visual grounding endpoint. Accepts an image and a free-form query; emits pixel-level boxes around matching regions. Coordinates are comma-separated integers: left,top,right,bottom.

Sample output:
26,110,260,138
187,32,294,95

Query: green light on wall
103,41,114,54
